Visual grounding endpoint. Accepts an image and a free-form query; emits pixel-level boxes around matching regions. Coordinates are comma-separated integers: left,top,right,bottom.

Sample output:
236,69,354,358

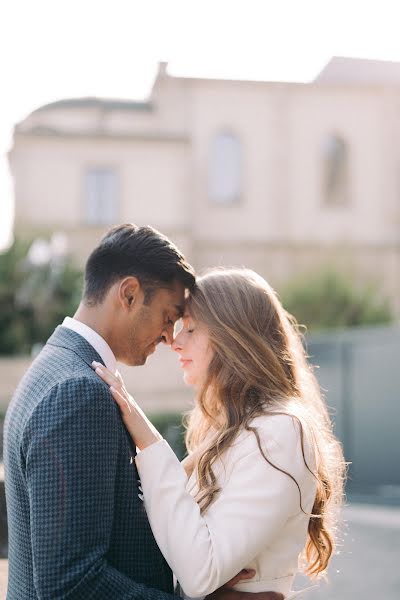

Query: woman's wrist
136,430,163,451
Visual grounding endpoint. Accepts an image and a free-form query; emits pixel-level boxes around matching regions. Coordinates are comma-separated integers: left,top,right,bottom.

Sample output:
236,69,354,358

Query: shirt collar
62,316,118,375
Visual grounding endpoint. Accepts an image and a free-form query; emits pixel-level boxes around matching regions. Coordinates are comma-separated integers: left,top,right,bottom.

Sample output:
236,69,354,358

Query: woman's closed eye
176,315,196,335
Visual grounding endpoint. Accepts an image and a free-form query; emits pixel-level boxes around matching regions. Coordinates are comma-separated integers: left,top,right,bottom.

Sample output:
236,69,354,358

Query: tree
280,269,392,332
0,238,83,355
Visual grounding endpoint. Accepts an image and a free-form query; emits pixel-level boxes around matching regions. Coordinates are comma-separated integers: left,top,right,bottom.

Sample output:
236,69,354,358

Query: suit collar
62,317,117,373
46,325,105,370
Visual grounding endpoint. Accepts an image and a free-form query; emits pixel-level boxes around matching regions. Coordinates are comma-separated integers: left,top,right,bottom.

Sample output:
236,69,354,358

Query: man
4,224,283,600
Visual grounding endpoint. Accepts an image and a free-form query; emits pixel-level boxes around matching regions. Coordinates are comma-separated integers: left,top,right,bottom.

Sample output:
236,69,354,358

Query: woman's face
172,313,214,387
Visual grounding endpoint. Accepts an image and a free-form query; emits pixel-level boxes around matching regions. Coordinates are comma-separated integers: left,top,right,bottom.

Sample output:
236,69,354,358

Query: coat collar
46,325,105,370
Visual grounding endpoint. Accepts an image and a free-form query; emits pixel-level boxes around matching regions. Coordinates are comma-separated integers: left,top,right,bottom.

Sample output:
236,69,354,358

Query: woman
93,268,345,599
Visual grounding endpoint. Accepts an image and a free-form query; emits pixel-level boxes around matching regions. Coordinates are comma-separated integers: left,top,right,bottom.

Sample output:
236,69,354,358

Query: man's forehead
160,288,184,315
163,301,184,319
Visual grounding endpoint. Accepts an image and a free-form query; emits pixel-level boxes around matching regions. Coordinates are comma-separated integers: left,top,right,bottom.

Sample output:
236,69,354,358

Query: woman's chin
183,372,197,387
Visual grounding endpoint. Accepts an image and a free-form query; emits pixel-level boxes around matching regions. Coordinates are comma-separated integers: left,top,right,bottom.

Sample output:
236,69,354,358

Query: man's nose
161,324,175,346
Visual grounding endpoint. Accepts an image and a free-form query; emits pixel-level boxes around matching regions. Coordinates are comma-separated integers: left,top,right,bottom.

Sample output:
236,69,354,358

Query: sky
2,0,400,249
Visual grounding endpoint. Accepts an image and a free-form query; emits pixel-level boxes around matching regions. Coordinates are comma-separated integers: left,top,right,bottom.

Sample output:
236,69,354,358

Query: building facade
9,57,400,312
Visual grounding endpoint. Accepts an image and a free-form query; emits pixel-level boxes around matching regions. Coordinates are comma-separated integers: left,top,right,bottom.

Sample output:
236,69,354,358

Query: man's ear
118,276,141,309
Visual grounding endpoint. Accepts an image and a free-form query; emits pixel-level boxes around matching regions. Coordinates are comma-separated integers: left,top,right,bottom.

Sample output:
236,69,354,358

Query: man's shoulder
17,341,77,387
38,369,112,411
9,347,113,431
13,345,87,400
20,372,118,446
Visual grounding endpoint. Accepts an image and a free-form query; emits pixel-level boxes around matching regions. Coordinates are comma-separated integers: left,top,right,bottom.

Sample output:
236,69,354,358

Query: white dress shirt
62,316,118,375
135,413,318,599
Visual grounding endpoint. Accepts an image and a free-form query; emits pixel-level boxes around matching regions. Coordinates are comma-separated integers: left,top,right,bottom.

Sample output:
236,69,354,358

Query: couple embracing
4,223,345,599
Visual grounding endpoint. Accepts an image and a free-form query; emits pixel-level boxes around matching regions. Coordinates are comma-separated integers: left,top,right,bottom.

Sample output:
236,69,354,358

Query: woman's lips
179,359,192,369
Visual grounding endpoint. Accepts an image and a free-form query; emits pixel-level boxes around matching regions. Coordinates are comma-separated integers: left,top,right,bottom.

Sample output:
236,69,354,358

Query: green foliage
0,238,83,355
0,239,32,354
149,412,186,459
280,269,393,332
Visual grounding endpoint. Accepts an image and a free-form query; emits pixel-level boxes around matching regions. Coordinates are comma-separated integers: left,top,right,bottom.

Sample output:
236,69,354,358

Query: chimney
158,61,169,78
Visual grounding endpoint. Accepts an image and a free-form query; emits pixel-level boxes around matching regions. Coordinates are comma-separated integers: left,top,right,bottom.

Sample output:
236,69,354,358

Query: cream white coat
135,414,317,599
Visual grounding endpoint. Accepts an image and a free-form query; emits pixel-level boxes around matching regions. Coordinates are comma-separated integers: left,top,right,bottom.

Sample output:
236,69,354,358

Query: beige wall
186,79,395,245
11,135,190,231
9,66,400,311
288,87,390,244
0,345,193,415
188,80,286,242
12,78,397,245
193,239,400,311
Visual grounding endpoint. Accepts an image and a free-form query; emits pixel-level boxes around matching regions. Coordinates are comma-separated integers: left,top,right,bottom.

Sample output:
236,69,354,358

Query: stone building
9,57,400,311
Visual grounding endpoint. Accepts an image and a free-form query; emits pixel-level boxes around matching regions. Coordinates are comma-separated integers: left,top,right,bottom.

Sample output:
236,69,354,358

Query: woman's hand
223,569,256,589
91,361,163,451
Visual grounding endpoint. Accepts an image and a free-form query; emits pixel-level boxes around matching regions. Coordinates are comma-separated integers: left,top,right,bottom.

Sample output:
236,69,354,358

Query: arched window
322,134,349,205
209,131,242,204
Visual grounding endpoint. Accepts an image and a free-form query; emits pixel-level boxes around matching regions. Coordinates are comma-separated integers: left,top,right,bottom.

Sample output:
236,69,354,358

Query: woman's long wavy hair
184,268,346,579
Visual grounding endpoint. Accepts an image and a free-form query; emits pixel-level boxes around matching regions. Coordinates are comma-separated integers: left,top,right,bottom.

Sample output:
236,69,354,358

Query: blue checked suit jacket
4,326,175,599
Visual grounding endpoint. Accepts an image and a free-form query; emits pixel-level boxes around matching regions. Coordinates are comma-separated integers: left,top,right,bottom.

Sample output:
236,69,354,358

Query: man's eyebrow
175,305,184,318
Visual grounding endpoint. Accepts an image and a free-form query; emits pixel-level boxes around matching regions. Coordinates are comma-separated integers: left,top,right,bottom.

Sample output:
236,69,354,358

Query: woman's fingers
91,361,134,414
224,569,256,588
90,361,161,449
110,385,133,414
110,386,131,413
91,361,121,388
92,362,130,398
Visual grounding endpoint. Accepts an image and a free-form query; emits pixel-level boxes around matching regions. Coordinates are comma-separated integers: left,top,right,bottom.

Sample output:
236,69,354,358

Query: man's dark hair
83,223,196,305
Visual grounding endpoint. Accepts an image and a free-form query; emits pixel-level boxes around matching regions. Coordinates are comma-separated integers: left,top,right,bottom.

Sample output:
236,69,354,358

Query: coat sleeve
135,416,309,598
23,377,176,600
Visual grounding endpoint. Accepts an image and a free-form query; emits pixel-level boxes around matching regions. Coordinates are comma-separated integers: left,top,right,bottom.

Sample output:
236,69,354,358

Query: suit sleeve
23,377,176,600
135,417,311,598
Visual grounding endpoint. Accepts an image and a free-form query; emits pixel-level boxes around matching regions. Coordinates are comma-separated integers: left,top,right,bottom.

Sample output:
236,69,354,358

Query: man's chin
123,345,157,366
132,355,147,366
120,354,147,367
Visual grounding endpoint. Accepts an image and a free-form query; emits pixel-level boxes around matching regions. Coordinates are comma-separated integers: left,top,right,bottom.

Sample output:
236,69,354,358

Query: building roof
32,97,152,113
315,56,400,85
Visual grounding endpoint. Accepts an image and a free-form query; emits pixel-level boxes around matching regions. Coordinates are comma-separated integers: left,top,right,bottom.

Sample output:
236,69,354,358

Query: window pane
209,132,242,204
322,135,349,205
84,168,118,225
